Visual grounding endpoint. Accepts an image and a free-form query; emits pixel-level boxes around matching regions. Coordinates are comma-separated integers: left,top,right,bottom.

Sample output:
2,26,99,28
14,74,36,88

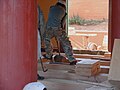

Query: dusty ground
68,0,109,50
68,22,108,50
69,22,108,31
68,0,109,19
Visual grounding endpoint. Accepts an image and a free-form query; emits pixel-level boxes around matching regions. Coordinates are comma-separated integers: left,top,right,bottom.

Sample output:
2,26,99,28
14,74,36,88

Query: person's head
56,0,66,10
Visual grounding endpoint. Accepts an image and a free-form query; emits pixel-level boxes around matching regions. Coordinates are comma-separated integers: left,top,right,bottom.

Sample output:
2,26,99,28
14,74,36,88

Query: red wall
0,0,37,90
109,0,120,52
69,0,109,19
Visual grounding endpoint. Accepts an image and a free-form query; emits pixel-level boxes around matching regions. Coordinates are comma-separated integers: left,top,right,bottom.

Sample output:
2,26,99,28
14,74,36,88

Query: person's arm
61,12,67,29
37,5,41,31
37,5,45,40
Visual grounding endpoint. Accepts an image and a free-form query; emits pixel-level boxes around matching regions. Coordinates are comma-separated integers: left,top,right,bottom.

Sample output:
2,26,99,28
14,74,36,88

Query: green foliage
69,15,106,25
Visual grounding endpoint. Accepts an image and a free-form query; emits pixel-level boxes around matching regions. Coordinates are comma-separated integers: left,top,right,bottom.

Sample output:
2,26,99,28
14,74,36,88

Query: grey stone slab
108,39,120,89
39,79,92,90
86,86,114,90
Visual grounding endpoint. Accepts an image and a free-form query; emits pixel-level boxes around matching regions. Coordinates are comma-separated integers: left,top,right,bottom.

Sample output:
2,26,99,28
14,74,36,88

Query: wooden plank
73,54,104,59
100,66,110,74
100,61,111,66
104,52,111,58
92,57,111,61
42,52,105,59
73,50,106,55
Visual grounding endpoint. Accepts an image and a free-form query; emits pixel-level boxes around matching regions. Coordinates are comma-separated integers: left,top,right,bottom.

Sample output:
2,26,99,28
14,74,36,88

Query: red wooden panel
109,0,120,52
0,0,37,90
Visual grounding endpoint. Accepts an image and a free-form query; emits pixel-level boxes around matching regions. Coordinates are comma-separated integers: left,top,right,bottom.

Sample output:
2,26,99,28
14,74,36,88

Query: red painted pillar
109,0,120,52
0,0,37,90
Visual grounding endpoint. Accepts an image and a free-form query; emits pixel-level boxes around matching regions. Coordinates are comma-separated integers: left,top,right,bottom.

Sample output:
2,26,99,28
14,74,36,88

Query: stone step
39,78,113,90
39,58,110,68
38,69,108,83
76,58,110,66
39,79,92,90
38,63,75,71
38,61,110,74
100,61,110,66
100,66,110,74
42,52,105,59
86,86,113,90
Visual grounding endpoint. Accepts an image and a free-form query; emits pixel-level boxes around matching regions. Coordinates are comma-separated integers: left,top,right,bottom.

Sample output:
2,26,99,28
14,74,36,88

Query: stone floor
38,61,113,90
39,78,92,90
38,78,114,90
